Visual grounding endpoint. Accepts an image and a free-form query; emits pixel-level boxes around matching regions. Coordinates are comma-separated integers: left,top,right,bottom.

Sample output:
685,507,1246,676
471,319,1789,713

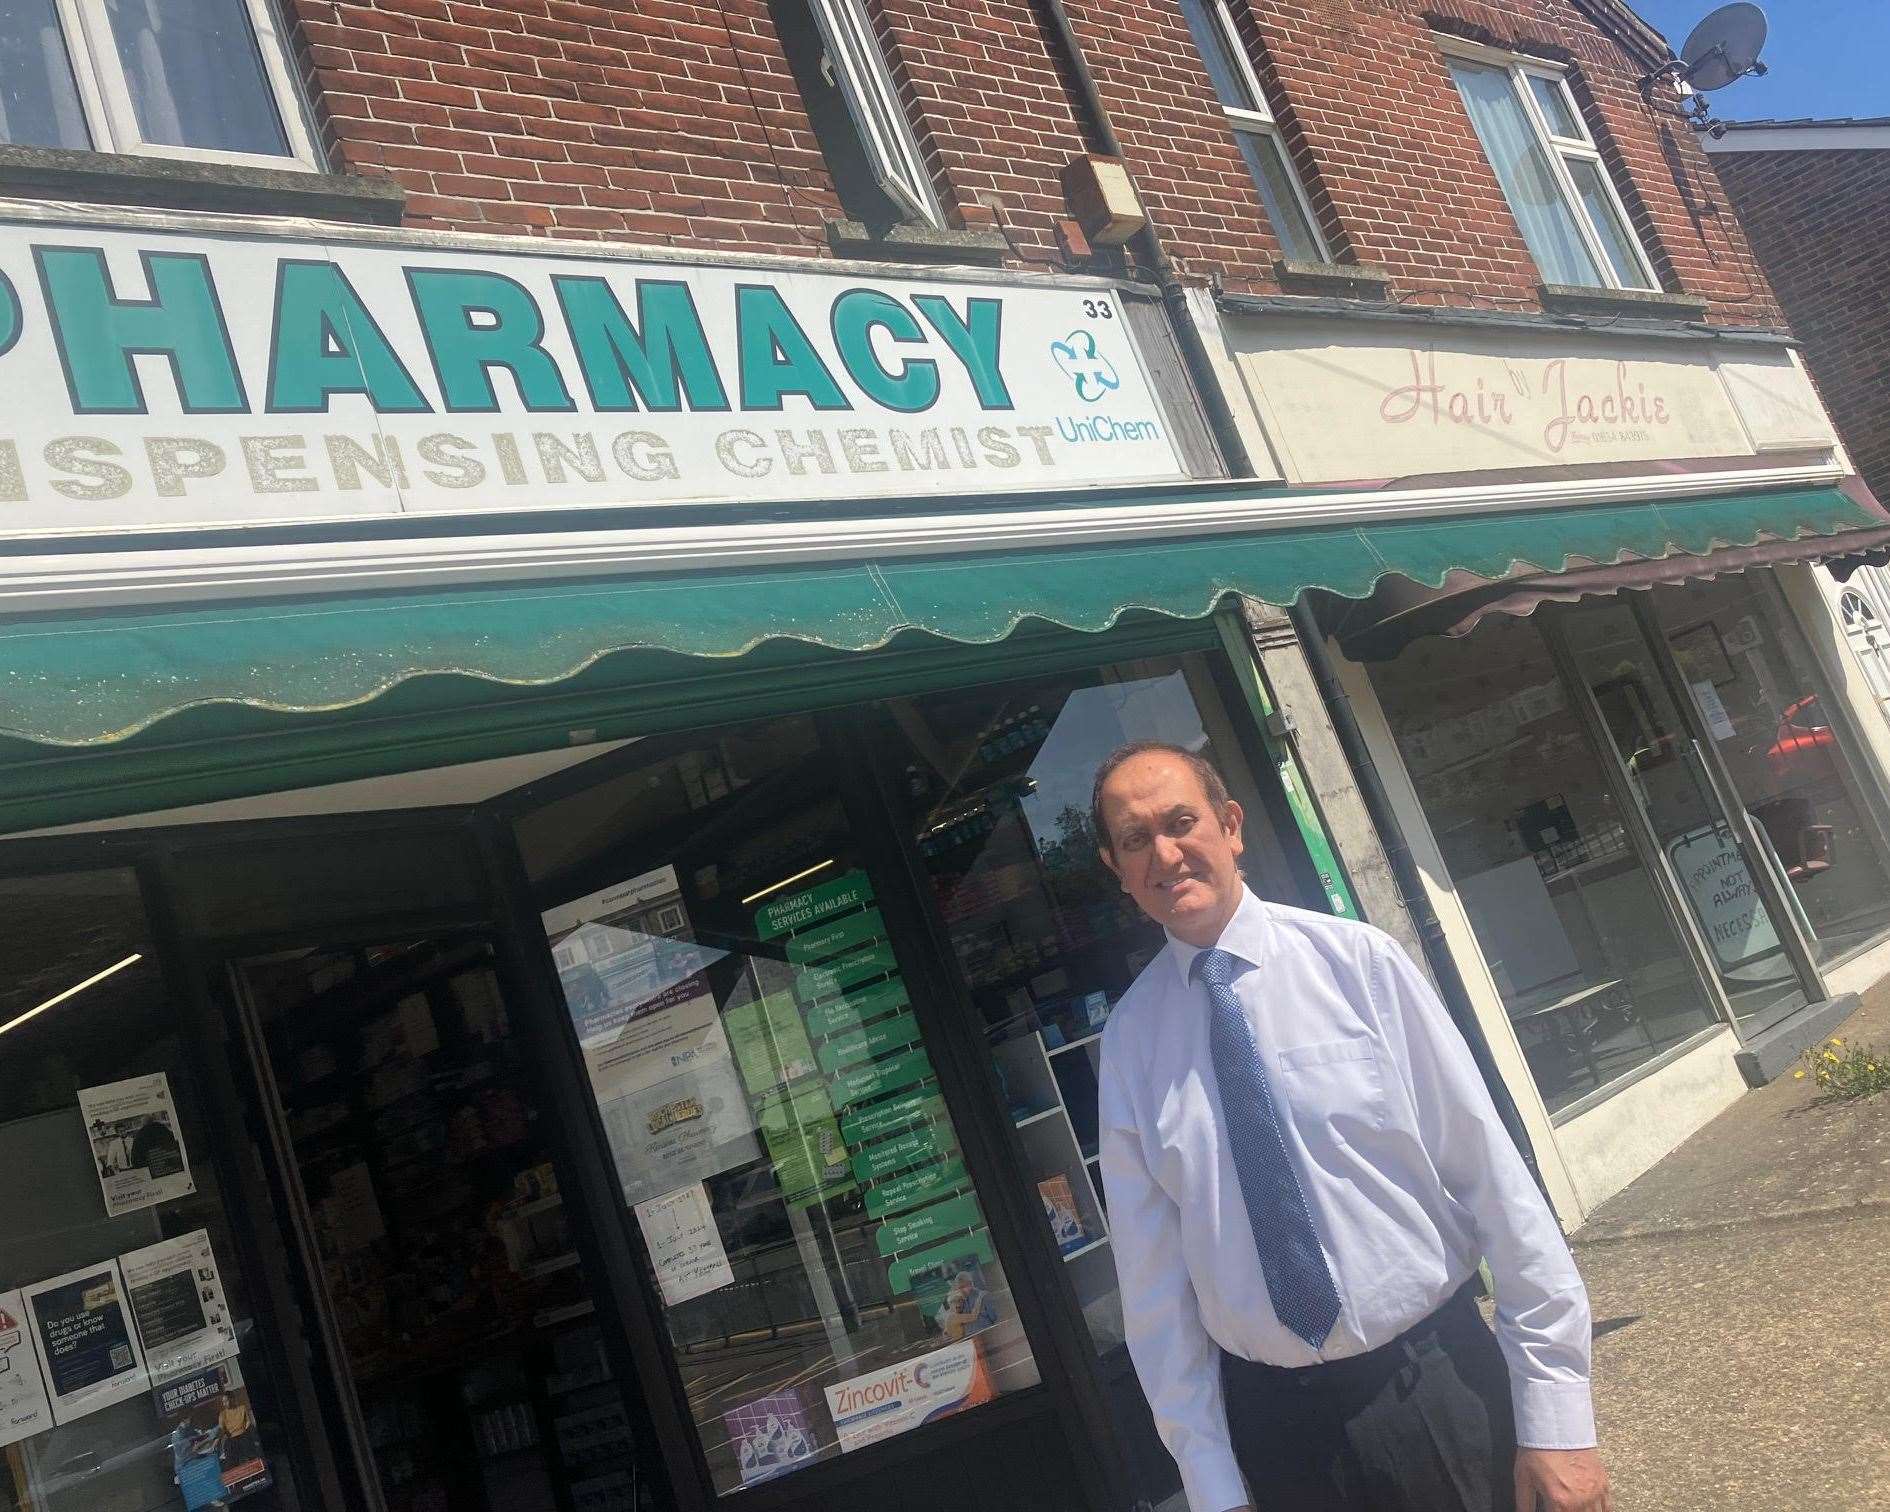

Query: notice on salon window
22,1260,149,1425
121,1231,238,1382
634,1183,734,1307
0,1288,54,1449
78,1072,197,1217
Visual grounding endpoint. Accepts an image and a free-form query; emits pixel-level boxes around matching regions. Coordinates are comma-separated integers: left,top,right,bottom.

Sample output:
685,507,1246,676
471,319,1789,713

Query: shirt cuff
1512,1377,1597,1450
1180,1447,1249,1512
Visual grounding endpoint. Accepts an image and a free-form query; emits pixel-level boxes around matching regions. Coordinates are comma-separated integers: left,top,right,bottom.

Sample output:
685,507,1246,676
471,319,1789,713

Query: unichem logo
1050,328,1119,402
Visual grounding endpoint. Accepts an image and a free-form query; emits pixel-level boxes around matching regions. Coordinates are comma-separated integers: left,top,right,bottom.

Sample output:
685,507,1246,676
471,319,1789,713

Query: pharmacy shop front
0,205,1381,1512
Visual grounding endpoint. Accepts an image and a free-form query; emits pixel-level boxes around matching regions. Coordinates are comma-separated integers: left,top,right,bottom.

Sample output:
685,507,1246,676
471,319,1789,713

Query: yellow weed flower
1830,1037,1844,1046
1826,1051,1839,1062
1794,1070,1806,1079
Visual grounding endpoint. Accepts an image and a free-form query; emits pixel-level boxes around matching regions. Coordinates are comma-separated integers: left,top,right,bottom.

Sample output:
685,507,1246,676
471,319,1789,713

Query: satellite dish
1679,3,1768,92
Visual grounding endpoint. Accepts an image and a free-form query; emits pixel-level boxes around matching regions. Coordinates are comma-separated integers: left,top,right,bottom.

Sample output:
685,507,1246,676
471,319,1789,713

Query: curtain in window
1449,60,1600,287
103,0,289,156
0,0,89,149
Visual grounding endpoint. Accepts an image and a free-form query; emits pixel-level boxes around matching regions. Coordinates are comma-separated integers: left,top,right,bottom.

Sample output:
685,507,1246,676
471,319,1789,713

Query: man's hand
1514,1447,1612,1511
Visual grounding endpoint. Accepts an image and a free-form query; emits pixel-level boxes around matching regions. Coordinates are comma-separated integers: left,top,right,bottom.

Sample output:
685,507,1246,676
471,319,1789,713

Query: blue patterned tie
1195,946,1342,1350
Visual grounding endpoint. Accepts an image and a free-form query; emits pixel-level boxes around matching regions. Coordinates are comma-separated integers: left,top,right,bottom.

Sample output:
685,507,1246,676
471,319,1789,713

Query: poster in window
822,1338,995,1453
156,1360,272,1507
121,1230,239,1382
22,1259,149,1425
544,867,760,1205
723,1388,815,1486
0,1288,54,1450
77,1071,197,1217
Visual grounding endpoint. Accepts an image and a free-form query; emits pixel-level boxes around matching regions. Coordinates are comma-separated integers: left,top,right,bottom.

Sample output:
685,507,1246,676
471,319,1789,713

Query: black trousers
1221,1280,1518,1512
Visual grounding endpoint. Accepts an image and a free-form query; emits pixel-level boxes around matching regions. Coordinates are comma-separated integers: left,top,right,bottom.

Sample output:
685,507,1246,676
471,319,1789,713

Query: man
1094,742,1610,1512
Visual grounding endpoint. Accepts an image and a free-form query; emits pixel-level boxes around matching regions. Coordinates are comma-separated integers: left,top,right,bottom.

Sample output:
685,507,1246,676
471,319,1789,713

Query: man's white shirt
1098,888,1594,1512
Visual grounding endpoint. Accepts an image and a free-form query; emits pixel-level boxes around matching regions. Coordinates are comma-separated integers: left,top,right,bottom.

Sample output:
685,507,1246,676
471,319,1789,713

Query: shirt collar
1166,885,1271,987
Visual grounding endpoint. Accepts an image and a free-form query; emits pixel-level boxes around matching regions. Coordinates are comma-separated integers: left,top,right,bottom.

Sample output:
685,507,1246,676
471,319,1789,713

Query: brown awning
1321,483,1890,662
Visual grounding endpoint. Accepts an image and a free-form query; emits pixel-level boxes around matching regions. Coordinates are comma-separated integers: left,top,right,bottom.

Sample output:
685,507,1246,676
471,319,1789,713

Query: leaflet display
77,1072,197,1217
0,1288,54,1450
22,1259,150,1425
121,1230,239,1382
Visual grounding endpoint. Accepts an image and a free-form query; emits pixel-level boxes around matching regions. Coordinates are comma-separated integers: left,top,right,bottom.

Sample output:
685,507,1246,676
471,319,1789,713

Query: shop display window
1654,577,1890,969
0,867,303,1512
1369,617,1725,1113
520,716,1040,1498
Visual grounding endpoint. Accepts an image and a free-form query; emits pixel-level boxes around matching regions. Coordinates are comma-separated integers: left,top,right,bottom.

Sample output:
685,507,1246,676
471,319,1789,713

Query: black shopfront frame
0,626,1319,1512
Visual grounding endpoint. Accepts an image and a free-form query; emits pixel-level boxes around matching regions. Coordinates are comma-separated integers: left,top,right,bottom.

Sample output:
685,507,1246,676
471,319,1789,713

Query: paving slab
1565,980,1890,1510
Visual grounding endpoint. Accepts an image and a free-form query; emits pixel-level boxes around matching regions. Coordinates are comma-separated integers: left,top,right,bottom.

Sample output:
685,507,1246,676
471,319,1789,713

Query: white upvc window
1179,0,1328,263
0,0,319,171
1441,40,1658,291
806,0,941,226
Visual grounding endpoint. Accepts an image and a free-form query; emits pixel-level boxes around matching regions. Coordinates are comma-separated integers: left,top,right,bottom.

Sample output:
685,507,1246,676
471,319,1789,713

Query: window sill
825,217,1008,267
1537,283,1711,320
0,144,405,225
1274,259,1392,299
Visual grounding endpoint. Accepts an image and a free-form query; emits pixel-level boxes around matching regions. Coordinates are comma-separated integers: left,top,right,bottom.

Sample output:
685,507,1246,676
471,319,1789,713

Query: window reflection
1369,617,1722,1113
527,718,1038,1497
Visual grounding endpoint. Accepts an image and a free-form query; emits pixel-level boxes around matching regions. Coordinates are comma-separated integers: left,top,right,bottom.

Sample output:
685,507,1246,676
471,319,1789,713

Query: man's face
1097,752,1245,947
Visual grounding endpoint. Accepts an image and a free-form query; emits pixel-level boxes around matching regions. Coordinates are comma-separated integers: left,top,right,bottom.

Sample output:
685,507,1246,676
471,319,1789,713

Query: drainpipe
1030,0,1546,1193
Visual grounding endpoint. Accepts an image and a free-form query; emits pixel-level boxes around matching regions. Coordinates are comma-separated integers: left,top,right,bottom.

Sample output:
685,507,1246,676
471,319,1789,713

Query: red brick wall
1068,0,1781,324
283,0,1782,327
1713,145,1890,499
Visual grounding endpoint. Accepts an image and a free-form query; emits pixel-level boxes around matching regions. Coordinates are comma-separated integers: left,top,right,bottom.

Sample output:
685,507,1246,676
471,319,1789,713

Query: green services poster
831,1047,932,1110
804,979,910,1041
864,1160,969,1220
889,1230,997,1295
817,1010,922,1076
724,993,817,1098
840,1090,945,1147
851,1125,944,1183
794,944,898,1004
754,870,876,941
784,907,886,966
874,1191,985,1258
756,1084,855,1209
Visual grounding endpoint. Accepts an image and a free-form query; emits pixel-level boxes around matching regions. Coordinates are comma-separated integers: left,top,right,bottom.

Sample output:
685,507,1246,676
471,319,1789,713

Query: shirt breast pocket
1274,1038,1387,1136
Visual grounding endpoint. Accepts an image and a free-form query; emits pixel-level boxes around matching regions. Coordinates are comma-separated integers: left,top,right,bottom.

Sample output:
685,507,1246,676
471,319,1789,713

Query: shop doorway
1549,601,1815,1037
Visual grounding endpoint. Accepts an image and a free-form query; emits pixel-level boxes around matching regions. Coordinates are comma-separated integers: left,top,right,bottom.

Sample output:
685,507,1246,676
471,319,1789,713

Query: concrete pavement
1571,981,1890,1511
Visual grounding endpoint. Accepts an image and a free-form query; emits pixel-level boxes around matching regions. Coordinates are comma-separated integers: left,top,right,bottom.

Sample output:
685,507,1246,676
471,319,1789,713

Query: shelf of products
242,936,658,1512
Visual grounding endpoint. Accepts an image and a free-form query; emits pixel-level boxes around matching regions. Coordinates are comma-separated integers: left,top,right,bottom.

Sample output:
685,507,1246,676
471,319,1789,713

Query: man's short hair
1091,741,1232,854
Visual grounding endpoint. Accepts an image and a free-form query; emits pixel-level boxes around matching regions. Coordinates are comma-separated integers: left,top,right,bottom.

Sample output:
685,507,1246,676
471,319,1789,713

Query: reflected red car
1765,694,1838,788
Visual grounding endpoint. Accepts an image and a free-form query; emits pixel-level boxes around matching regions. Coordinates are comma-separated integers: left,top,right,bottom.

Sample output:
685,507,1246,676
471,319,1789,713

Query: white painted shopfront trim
1550,1027,1744,1218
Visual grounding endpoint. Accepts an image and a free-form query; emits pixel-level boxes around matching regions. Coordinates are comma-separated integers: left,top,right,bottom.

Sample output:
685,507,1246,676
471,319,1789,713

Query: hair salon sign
0,214,1181,537
1230,319,1835,484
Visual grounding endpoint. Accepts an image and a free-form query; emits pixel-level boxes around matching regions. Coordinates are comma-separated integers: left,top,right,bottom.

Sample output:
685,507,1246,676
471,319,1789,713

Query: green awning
2,483,1882,749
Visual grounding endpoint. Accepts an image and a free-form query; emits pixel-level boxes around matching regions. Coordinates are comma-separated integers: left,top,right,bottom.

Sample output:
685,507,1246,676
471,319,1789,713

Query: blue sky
1628,1,1890,121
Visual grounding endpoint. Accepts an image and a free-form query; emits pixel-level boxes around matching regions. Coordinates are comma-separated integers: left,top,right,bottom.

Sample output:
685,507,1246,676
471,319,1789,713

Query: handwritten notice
0,1288,54,1449
22,1260,149,1425
1668,824,1783,971
634,1183,734,1307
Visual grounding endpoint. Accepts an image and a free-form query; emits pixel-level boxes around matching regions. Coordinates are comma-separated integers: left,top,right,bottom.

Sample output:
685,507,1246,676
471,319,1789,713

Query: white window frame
1438,37,1658,291
806,0,942,227
1195,0,1329,260
36,0,319,171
